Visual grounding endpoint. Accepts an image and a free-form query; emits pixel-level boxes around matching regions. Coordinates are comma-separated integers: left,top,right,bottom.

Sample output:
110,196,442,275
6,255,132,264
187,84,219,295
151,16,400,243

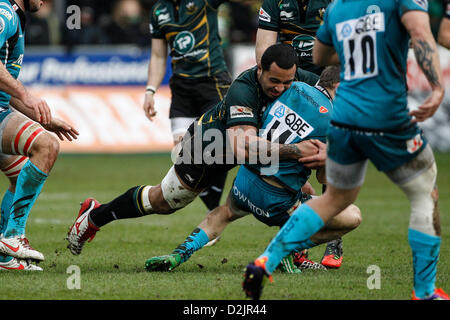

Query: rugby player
243,0,449,300
145,65,362,274
0,0,79,271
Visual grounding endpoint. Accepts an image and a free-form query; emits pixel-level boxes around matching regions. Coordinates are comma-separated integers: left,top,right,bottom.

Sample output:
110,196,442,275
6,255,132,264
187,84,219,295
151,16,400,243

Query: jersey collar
315,84,332,101
9,0,26,31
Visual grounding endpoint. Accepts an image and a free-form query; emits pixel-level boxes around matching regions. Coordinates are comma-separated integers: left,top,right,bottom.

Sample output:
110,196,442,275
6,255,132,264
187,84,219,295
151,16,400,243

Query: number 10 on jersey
336,12,385,81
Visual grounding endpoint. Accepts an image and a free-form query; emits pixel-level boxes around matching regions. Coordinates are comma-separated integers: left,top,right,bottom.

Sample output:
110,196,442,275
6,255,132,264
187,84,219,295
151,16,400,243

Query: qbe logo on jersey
261,101,314,144
336,12,385,81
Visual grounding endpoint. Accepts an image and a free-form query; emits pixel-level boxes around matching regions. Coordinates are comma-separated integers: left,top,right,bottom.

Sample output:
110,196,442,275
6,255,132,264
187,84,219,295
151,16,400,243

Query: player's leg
66,162,202,255
386,144,447,300
0,112,59,262
145,194,245,272
196,72,231,212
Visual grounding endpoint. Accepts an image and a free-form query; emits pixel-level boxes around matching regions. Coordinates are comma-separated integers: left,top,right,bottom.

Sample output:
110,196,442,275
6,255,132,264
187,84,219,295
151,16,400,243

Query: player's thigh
326,125,368,190
0,111,48,156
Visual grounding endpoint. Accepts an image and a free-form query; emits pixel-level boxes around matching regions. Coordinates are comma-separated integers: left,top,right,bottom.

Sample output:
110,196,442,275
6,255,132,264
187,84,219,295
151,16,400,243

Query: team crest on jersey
230,106,254,119
186,1,197,14
274,104,286,118
319,106,328,113
412,0,428,10
259,8,271,23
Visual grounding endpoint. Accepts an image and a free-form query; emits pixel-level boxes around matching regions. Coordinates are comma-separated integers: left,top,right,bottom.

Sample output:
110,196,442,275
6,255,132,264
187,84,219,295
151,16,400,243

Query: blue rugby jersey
316,0,428,130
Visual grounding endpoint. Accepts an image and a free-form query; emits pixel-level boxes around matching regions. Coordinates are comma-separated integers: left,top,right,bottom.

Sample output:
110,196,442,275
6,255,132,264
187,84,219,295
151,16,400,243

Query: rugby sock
0,189,14,235
408,228,441,299
0,190,14,264
258,203,324,274
89,186,148,228
199,172,227,211
4,161,47,237
173,227,209,263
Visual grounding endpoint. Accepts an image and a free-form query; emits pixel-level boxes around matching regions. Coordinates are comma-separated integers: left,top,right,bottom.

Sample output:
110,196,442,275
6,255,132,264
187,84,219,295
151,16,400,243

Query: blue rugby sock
408,228,441,299
4,161,47,237
258,204,324,274
173,228,210,263
0,189,14,235
0,190,15,264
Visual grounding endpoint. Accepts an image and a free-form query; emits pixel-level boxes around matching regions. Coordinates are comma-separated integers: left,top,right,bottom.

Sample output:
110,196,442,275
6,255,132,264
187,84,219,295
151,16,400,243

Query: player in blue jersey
0,0,79,271
144,66,362,274
243,0,449,300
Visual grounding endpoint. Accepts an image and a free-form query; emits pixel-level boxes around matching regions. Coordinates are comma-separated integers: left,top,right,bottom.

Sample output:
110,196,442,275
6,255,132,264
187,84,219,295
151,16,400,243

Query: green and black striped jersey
150,0,229,78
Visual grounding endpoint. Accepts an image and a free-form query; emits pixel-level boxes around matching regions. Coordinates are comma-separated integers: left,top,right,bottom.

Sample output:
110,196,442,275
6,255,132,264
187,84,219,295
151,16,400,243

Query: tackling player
0,0,79,271
255,0,343,269
66,44,321,259
145,66,362,274
243,0,449,300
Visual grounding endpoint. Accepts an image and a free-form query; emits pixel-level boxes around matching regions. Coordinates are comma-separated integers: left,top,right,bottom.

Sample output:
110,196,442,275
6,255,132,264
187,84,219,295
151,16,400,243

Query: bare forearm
147,55,167,89
0,63,26,100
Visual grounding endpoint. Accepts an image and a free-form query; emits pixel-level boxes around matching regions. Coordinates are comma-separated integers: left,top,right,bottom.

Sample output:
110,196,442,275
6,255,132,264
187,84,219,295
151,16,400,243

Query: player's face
26,0,44,13
258,62,296,100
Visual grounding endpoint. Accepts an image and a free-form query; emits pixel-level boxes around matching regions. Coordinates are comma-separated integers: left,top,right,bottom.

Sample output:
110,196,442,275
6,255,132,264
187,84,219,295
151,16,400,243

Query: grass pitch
0,153,449,300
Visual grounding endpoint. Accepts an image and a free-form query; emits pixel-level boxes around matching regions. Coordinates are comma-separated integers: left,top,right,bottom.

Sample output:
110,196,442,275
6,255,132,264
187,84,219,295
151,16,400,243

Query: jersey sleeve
149,4,165,39
315,5,333,45
398,0,429,16
224,80,260,128
295,68,320,86
0,5,17,48
258,0,280,31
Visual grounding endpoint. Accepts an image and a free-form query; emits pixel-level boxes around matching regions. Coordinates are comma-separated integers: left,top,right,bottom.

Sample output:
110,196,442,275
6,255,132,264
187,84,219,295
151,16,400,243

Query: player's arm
227,124,319,162
437,17,450,49
255,29,278,66
0,62,51,125
312,39,340,66
402,10,445,122
143,38,168,121
9,96,79,141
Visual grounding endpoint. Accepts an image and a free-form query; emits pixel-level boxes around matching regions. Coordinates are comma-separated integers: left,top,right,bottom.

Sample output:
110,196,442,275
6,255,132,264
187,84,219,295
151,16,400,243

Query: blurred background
20,0,450,153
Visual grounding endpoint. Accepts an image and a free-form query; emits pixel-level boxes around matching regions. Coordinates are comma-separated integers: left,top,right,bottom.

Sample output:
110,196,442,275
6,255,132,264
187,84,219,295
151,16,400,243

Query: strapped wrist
145,86,156,94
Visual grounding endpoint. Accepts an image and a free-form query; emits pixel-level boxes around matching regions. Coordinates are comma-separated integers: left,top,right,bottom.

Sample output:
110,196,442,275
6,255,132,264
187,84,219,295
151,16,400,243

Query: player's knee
159,166,198,212
30,133,60,160
347,204,362,230
148,184,176,214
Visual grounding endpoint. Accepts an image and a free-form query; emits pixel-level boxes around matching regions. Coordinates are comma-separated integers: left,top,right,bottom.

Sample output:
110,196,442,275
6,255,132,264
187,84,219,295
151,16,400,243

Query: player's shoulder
0,1,16,22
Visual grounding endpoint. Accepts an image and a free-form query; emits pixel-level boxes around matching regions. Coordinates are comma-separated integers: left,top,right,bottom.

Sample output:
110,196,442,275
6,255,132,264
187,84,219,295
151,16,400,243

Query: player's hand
143,92,157,121
22,93,52,125
298,139,327,169
293,140,319,159
42,117,79,141
301,181,316,195
409,87,444,123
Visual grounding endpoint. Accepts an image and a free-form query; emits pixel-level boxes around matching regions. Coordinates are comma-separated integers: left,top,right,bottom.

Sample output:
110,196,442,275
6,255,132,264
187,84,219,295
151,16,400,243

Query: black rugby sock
89,186,146,228
199,171,227,211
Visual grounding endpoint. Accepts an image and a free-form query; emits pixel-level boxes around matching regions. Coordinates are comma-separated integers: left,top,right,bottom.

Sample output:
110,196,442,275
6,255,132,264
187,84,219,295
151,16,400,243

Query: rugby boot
242,257,273,300
412,288,449,300
277,253,302,273
67,198,100,255
0,256,43,271
294,250,327,270
321,238,343,269
145,253,182,272
0,235,44,261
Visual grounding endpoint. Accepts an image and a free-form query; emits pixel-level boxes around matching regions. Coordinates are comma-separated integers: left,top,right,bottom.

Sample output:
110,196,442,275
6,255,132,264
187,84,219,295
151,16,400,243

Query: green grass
0,153,449,300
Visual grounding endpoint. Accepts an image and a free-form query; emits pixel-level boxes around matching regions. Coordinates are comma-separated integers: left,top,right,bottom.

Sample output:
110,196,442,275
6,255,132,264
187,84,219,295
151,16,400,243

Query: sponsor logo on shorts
406,134,423,154
230,106,254,119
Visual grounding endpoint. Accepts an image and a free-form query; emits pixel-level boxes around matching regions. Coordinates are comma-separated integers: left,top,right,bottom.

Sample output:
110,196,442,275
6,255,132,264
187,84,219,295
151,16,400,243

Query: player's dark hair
318,65,341,89
260,44,299,71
